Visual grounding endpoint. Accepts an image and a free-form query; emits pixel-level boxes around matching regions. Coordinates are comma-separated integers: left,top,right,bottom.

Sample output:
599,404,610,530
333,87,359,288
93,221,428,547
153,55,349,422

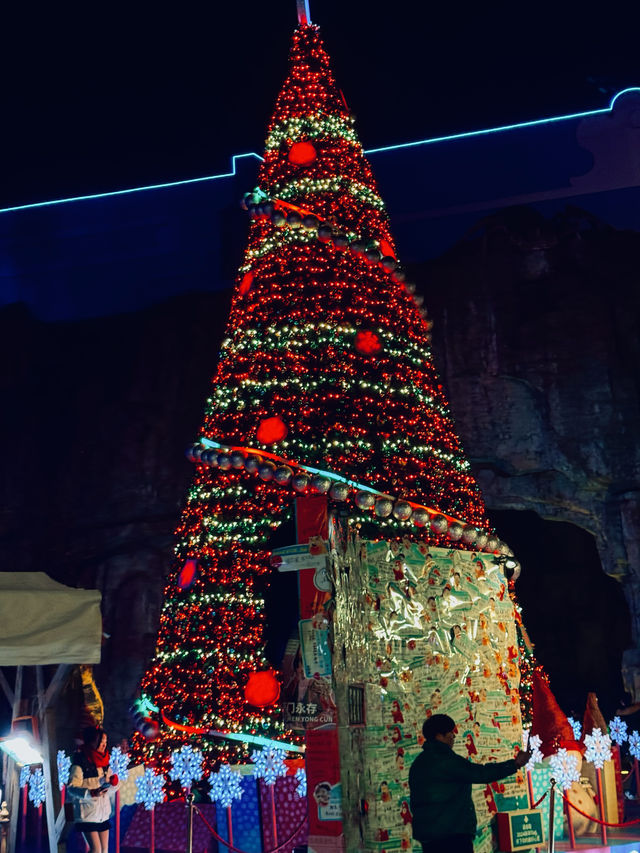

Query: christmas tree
133,21,510,773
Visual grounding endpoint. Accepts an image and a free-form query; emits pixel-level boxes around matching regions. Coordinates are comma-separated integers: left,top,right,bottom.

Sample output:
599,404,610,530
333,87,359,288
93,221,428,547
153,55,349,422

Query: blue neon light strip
2,88,638,214
209,730,305,753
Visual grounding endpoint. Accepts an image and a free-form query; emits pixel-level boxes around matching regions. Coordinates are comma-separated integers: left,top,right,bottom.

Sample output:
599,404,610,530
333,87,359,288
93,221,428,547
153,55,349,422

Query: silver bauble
430,514,449,534
355,491,375,510
448,521,464,541
484,536,500,553
498,540,510,556
274,466,293,485
292,474,310,492
258,461,276,481
200,448,218,468
375,498,394,517
245,455,261,473
461,524,478,545
217,454,232,470
311,475,332,494
329,482,350,501
230,451,246,469
191,444,204,461
393,501,413,521
475,531,489,549
412,508,430,527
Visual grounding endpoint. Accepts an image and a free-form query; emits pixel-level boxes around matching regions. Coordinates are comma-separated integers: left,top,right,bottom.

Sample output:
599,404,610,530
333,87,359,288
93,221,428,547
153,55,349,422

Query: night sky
3,1,637,209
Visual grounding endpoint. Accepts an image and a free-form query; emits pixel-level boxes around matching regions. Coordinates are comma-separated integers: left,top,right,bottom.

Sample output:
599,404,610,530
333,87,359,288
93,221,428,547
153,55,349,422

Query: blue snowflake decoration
294,767,307,799
169,745,204,790
549,748,581,791
135,768,166,810
567,717,582,740
525,733,544,771
629,730,640,760
584,728,612,770
19,766,31,789
250,747,287,787
609,716,628,745
28,768,46,807
56,750,71,790
208,764,244,809
110,746,130,782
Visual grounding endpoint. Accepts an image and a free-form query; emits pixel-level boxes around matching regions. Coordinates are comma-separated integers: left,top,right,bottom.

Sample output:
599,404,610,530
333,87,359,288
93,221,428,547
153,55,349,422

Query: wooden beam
43,665,71,712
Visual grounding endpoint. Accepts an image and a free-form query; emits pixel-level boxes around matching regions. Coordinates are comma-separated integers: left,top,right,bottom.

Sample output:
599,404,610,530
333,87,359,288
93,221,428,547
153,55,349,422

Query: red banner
295,496,330,620
306,725,343,836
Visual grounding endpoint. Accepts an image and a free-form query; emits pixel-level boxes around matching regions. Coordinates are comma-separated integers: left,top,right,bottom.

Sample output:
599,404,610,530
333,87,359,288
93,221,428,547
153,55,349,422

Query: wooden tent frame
1,663,72,853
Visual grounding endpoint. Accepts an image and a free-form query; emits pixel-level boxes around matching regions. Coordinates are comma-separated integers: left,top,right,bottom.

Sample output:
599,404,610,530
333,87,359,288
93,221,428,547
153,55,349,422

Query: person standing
67,726,118,853
409,714,531,853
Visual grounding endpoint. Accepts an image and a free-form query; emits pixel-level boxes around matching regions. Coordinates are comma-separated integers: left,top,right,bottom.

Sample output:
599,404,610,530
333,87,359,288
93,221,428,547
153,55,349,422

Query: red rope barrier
561,792,640,827
532,790,548,808
193,803,308,853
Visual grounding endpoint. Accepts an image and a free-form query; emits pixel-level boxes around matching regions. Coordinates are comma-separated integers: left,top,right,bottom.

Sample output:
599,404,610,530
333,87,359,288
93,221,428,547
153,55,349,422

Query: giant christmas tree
134,20,512,774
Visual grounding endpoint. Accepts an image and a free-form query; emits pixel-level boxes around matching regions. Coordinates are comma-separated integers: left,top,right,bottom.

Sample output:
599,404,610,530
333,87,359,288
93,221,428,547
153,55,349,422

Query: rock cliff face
418,205,640,701
1,206,638,739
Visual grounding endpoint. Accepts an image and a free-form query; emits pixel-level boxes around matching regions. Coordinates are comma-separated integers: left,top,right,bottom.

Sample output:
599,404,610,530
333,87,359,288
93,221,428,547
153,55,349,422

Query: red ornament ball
379,239,396,260
244,670,281,707
177,558,198,590
239,271,254,296
355,330,383,356
256,416,288,444
288,141,317,166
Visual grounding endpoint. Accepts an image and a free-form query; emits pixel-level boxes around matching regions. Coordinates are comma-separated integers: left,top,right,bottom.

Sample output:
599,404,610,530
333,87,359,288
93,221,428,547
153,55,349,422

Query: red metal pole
564,794,576,849
21,786,27,847
596,767,607,846
526,769,535,808
226,805,233,848
115,789,121,853
36,804,42,853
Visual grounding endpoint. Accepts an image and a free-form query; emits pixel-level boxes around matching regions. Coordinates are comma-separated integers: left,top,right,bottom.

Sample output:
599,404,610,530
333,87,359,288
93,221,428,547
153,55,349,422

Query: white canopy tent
0,572,102,853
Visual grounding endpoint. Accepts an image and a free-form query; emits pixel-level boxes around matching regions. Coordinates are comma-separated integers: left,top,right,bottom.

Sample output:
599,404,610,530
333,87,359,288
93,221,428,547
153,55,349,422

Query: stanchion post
186,792,194,853
150,807,155,853
548,778,556,853
596,767,607,846
635,757,640,800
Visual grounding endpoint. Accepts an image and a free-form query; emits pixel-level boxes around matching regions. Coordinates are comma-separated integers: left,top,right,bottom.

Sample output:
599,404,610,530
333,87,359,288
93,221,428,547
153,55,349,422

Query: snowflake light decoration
549,748,581,791
169,745,203,790
57,750,71,790
110,746,130,782
584,728,612,770
525,733,544,771
250,747,287,787
19,766,31,789
567,717,582,740
28,768,46,807
609,716,628,745
628,730,640,760
208,764,244,809
135,768,166,810
294,767,307,799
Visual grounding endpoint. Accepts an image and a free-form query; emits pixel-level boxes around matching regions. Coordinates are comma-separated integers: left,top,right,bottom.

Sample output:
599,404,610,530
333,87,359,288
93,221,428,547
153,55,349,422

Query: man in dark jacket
409,714,531,853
